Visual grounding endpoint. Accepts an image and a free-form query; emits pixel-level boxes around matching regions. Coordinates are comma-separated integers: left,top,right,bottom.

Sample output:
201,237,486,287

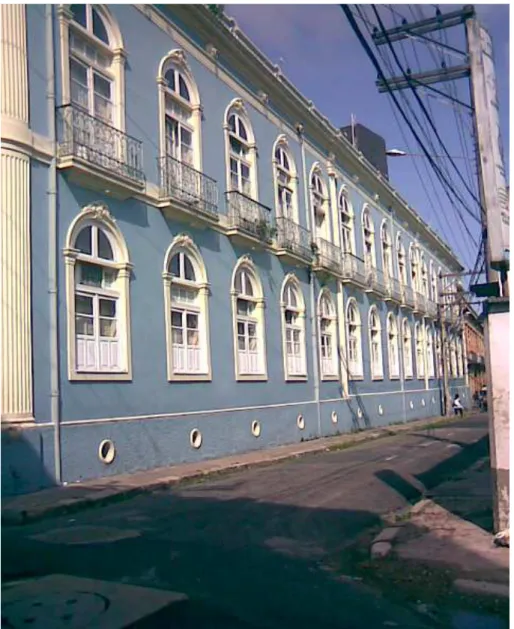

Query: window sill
404,375,413,380
389,375,400,380
286,375,308,382
371,375,384,381
69,371,132,382
168,373,212,382
236,374,268,382
321,375,339,382
348,374,364,381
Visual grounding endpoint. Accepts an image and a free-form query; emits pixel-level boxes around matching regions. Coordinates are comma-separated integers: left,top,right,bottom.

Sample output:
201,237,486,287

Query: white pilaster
1,4,33,423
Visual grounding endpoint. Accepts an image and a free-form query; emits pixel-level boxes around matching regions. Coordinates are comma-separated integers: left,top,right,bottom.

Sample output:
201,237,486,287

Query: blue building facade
1,4,468,496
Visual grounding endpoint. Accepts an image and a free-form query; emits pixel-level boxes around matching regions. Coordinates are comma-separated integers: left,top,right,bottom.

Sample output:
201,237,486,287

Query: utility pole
438,300,451,417
372,5,509,534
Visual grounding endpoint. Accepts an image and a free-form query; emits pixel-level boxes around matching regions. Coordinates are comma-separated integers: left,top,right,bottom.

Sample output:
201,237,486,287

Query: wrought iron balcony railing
415,292,428,313
159,154,218,216
225,191,275,243
365,265,388,296
57,104,144,185
401,284,416,309
341,252,367,286
426,299,438,318
312,237,342,275
385,274,403,303
276,217,312,261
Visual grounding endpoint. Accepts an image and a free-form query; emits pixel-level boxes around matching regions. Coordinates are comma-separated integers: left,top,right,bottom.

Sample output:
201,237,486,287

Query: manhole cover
31,526,140,545
2,575,187,629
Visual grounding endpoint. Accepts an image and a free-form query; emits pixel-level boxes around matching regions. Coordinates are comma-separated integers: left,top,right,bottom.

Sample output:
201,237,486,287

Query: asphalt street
2,414,490,629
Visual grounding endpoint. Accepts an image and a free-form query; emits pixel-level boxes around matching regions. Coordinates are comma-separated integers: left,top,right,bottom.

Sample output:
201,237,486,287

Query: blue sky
226,4,510,273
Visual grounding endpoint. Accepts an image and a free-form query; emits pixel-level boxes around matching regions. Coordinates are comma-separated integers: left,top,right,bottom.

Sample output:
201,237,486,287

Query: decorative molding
81,203,116,226
257,90,269,105
205,43,219,59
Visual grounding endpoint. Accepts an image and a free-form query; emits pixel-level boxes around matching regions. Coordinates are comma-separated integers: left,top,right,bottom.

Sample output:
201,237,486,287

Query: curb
2,413,469,527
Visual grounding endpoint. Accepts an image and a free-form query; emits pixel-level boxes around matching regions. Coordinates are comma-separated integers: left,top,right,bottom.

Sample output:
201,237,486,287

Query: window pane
285,310,294,325
170,253,180,277
237,321,245,335
75,226,92,254
178,74,190,101
183,255,196,282
171,310,183,327
186,313,198,329
92,8,109,44
238,119,248,141
76,315,94,336
100,318,117,337
70,4,87,28
187,329,199,346
228,114,236,133
99,298,116,317
78,262,103,287
76,294,93,315
94,73,111,99
172,328,183,344
238,335,246,350
97,229,114,260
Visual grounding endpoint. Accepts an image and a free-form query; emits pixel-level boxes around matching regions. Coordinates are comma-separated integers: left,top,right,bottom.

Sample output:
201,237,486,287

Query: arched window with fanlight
273,137,298,222
346,298,363,379
387,313,400,379
280,275,306,380
397,234,408,286
224,99,258,201
231,257,266,380
362,206,376,269
430,261,438,303
318,289,338,379
64,204,132,380
402,318,413,378
163,235,211,381
415,322,425,379
410,244,420,292
369,306,383,379
310,165,329,240
339,188,354,254
426,324,435,378
60,4,125,128
381,220,393,279
420,254,429,297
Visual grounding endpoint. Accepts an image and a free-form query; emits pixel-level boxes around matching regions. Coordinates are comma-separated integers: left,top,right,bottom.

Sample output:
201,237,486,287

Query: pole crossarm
376,65,471,93
372,5,475,45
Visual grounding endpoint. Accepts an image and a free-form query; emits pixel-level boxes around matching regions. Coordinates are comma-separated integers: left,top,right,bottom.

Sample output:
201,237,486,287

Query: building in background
1,4,468,496
463,305,487,397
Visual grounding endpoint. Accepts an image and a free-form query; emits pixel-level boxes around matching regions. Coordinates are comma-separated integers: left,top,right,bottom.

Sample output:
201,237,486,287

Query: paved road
2,415,489,629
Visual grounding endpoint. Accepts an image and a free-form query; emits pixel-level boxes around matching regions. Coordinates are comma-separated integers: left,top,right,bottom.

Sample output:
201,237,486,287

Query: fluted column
1,4,33,422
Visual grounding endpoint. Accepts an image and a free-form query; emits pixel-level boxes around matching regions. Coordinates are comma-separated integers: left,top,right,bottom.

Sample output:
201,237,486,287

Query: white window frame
339,187,355,255
224,99,258,200
397,234,408,285
456,336,464,377
157,50,202,172
402,318,413,379
409,244,420,292
346,298,363,379
430,261,438,303
318,289,338,380
415,321,425,379
362,206,376,269
435,330,443,378
273,135,298,223
63,203,132,381
231,256,267,381
426,324,435,378
280,274,307,381
368,305,384,380
381,220,394,279
387,313,400,379
420,256,429,297
310,164,329,240
163,234,211,381
58,4,125,131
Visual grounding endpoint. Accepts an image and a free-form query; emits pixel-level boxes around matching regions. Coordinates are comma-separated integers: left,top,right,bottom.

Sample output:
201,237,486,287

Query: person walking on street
453,393,464,417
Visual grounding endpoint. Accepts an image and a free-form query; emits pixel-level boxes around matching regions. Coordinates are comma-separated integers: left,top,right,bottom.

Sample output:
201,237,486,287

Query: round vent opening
98,439,116,465
297,414,305,430
190,429,202,449
251,420,261,437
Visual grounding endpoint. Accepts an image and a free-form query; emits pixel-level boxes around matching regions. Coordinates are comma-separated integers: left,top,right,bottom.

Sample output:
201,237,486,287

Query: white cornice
149,4,462,271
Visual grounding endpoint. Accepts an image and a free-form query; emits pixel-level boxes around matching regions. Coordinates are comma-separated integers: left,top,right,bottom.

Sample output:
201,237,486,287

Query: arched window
231,257,266,379
430,261,438,303
450,338,458,377
63,203,132,380
61,4,125,128
224,99,257,199
339,188,354,254
435,330,443,378
310,165,328,239
281,275,306,380
362,207,375,268
421,255,429,297
346,299,363,378
319,290,338,379
163,235,211,381
402,318,413,378
415,322,425,379
369,306,383,379
410,244,420,291
158,50,201,172
273,137,298,222
426,325,435,378
381,220,393,278
387,313,400,379
397,234,408,285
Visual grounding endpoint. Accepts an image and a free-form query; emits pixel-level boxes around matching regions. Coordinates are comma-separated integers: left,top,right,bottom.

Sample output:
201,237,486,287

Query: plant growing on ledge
256,219,277,242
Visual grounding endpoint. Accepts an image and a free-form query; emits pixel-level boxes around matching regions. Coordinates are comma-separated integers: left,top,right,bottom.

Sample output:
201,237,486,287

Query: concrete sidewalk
2,413,470,526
